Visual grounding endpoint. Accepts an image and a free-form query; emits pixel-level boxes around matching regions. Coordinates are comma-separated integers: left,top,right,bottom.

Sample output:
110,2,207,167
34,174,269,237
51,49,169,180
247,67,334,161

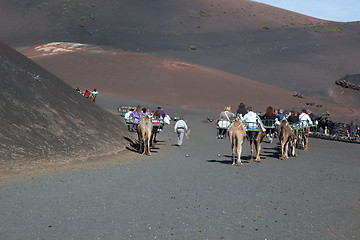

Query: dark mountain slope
0,41,128,171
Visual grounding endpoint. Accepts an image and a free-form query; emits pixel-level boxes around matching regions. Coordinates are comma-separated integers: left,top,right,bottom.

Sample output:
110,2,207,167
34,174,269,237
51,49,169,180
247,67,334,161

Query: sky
252,0,360,22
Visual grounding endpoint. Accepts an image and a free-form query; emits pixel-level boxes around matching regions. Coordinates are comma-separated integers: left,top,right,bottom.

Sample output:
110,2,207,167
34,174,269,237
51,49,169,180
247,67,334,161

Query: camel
150,110,162,146
277,119,297,159
228,119,247,165
297,127,310,151
303,127,310,150
137,115,153,155
246,123,266,163
89,94,96,102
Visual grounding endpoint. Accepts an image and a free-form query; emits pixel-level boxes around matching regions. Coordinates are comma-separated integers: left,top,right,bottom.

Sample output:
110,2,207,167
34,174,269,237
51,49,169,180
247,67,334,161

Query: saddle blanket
217,120,231,129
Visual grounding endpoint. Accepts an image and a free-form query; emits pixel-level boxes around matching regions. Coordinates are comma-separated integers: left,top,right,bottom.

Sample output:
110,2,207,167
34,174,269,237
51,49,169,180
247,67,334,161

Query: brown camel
298,127,310,151
89,94,96,102
228,119,247,165
150,110,162,147
278,119,297,159
246,124,266,163
137,115,153,155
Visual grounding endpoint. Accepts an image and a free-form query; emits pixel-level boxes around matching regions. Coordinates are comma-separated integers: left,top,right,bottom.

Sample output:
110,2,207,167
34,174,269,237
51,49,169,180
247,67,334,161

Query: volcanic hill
0,41,128,172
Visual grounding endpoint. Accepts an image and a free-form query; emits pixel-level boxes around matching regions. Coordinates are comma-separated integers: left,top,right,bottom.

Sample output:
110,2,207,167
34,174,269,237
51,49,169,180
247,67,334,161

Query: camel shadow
124,136,139,153
124,136,159,154
207,154,252,165
207,159,234,165
153,142,166,146
262,144,281,159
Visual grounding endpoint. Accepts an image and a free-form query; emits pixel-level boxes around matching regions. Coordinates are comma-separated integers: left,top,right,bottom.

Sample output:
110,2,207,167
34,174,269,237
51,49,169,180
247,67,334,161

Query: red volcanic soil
3,0,360,102
20,43,360,123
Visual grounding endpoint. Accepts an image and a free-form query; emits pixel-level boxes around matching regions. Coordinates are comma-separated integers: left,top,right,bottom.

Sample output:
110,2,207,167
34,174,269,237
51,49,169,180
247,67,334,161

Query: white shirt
242,111,257,123
299,113,313,125
241,111,265,131
92,90,99,97
124,111,131,120
174,119,188,132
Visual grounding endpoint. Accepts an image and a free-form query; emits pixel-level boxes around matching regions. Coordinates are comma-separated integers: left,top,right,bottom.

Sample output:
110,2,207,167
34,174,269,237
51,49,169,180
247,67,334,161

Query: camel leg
237,139,243,165
231,137,236,165
142,133,147,155
256,141,261,162
147,135,151,156
250,141,254,162
153,131,157,144
290,138,297,157
280,139,285,159
138,137,143,153
150,132,156,148
140,141,144,154
291,137,296,156
304,135,309,151
284,141,289,159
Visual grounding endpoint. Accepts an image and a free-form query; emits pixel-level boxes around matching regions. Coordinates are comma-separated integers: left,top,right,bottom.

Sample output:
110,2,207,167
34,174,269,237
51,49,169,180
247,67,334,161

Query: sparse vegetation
80,16,87,20
38,2,48,9
262,25,269,30
311,26,343,33
190,45,197,50
88,29,98,36
199,10,211,17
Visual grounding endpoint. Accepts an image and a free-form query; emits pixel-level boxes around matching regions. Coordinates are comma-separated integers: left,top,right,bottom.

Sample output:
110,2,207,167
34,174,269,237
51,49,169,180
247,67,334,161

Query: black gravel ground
1,96,359,239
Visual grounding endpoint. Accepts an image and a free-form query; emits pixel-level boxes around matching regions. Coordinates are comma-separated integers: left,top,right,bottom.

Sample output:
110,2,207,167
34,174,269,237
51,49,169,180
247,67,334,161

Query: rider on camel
277,109,286,121
236,103,247,118
217,106,236,139
130,105,145,131
299,109,313,127
242,106,263,140
83,89,90,98
91,89,99,98
261,106,277,143
287,110,299,125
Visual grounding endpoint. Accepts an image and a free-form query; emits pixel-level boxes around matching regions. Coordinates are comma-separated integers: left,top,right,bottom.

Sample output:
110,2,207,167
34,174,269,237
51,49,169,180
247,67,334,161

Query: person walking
349,122,355,138
174,116,188,147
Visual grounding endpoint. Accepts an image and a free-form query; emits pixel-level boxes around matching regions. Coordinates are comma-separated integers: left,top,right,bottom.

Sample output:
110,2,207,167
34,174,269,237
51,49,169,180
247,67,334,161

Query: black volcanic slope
0,41,128,171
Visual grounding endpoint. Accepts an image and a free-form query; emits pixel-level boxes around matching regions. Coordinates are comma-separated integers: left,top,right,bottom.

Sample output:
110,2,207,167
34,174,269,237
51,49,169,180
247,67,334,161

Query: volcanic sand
20,43,360,124
1,94,359,239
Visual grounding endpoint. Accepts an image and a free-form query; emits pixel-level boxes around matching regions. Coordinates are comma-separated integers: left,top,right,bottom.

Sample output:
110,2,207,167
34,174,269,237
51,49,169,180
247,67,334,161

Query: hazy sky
252,0,360,22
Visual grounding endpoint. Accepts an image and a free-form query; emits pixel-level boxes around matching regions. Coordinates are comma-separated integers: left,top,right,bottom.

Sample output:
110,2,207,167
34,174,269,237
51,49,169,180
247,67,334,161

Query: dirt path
1,96,359,239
